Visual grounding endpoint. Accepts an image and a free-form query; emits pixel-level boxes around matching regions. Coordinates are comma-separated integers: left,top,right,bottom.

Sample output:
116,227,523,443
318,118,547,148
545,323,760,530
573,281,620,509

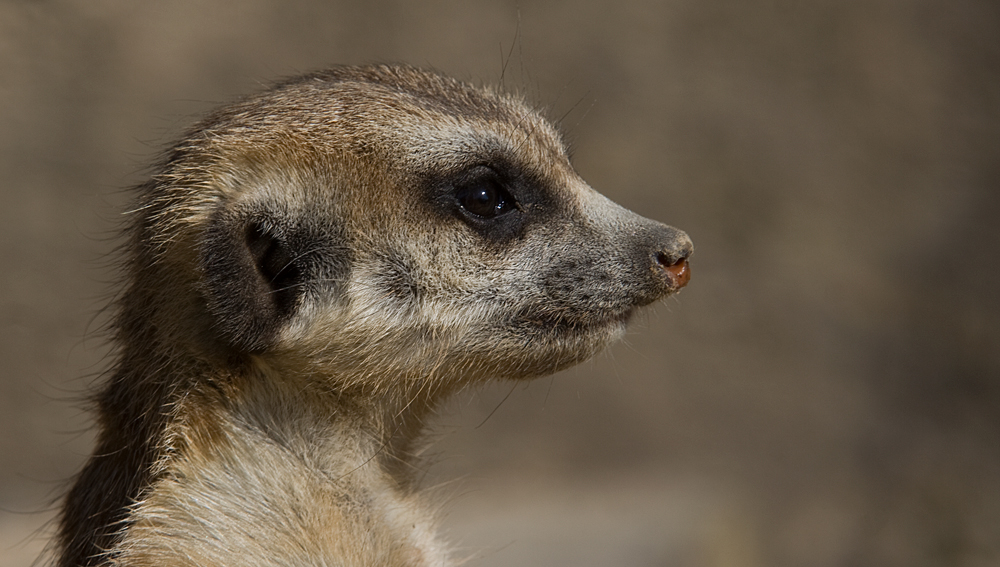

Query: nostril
655,250,691,289
656,251,684,268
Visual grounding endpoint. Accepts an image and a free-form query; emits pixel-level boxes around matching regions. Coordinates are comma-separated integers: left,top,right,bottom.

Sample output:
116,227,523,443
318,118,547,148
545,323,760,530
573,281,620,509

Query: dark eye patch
418,156,562,244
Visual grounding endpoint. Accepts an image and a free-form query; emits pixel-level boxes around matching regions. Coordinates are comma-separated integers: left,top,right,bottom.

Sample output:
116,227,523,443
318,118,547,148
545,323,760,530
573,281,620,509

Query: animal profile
54,65,692,567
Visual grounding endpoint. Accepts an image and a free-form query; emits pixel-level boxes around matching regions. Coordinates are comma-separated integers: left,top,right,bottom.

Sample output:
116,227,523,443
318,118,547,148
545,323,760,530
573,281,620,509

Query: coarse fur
53,65,693,567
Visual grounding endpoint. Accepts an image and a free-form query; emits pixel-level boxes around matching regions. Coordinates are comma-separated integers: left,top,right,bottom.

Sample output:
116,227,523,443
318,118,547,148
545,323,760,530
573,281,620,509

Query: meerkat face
153,66,691,391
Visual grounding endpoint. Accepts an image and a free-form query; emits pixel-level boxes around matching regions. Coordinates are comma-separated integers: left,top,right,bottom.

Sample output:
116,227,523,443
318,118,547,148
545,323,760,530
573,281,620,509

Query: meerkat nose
658,252,691,289
654,235,693,290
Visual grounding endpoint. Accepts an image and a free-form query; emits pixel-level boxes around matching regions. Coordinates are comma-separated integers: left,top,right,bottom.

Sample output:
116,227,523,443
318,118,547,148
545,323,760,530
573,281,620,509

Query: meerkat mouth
507,304,635,339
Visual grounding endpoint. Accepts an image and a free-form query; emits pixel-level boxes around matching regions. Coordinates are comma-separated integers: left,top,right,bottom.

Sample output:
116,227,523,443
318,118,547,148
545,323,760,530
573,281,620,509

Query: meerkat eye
455,176,517,219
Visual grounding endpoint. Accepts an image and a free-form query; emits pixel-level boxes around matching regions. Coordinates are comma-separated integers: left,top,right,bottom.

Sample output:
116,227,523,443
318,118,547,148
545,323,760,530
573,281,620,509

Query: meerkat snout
55,65,692,567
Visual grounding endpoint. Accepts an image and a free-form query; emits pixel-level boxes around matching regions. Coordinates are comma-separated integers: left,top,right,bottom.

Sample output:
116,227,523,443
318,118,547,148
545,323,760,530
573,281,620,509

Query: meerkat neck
201,362,447,484
58,335,450,567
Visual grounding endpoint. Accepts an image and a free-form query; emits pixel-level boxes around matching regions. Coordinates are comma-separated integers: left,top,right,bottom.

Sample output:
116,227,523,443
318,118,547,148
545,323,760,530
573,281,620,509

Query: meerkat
52,64,692,567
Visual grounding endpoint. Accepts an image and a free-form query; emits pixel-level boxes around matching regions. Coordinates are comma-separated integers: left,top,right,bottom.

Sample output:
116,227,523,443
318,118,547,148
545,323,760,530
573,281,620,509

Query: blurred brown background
2,1,998,566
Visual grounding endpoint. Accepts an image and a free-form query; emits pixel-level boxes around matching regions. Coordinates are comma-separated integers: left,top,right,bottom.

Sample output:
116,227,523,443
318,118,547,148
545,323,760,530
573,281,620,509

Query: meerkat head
134,65,691,395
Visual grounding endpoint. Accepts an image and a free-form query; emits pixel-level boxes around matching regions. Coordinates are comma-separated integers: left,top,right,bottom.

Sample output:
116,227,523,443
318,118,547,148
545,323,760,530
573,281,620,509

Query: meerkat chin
54,65,692,567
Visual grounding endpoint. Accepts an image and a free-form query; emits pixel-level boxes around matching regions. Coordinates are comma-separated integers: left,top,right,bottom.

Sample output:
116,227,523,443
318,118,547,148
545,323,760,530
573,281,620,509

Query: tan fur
53,65,692,567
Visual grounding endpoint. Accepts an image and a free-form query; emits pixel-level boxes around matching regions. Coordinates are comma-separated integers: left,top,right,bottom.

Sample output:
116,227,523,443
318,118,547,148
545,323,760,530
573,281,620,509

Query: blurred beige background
2,1,998,566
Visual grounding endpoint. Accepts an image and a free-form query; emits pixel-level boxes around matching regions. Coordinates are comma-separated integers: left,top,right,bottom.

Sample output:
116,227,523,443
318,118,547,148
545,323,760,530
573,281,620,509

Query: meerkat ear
201,212,302,352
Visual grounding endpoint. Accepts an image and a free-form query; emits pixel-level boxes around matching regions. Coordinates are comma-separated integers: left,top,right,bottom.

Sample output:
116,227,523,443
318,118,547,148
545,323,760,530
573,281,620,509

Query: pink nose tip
657,253,691,289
